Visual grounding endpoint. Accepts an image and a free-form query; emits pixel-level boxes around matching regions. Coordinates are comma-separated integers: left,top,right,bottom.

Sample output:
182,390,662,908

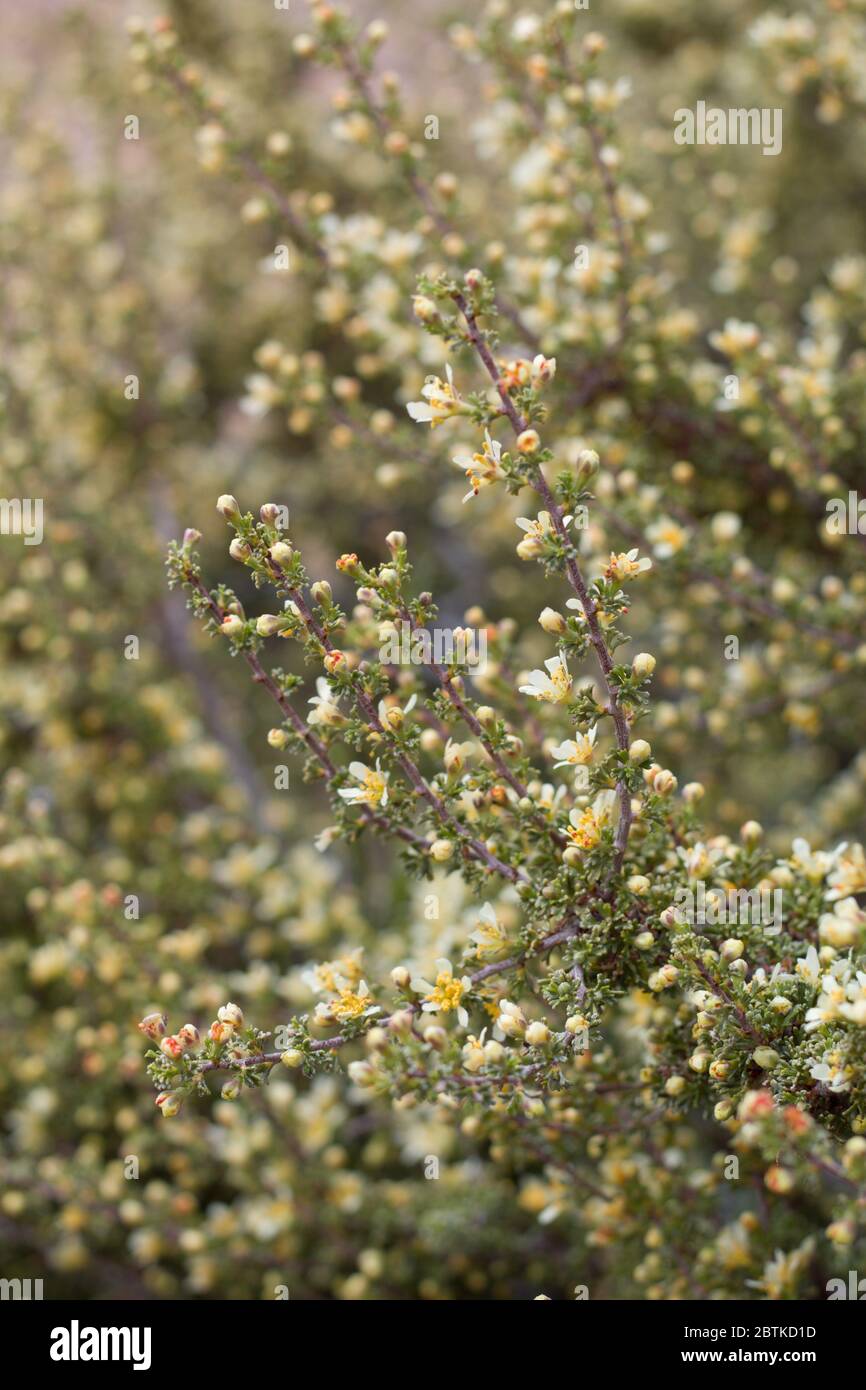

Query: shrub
3,0,866,1301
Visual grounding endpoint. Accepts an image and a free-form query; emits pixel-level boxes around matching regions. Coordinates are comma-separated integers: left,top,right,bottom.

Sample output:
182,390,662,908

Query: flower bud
229,538,251,562
413,296,438,322
390,966,410,989
634,931,654,950
497,1000,526,1037
576,449,599,486
220,614,244,639
257,613,282,637
269,541,294,568
310,580,332,603
632,652,656,678
764,1165,794,1194
682,782,705,803
177,1024,200,1047
348,1060,376,1087
267,728,289,749
648,964,679,991
525,1021,550,1046
159,1035,184,1059
429,839,454,862
280,1049,304,1068
138,1012,168,1041
155,1092,182,1118
665,1075,686,1096
385,530,407,552
629,739,651,763
826,1219,855,1246
538,606,567,635
740,819,763,844
738,1090,775,1120
182,528,202,548
752,1047,780,1070
216,494,240,519
517,536,543,560
652,769,677,795
221,1077,242,1101
388,1009,415,1035
218,1002,244,1028
517,429,541,454
720,938,744,961
260,503,281,525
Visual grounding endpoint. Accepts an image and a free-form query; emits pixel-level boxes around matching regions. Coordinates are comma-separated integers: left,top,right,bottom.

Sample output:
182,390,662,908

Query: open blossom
826,843,866,901
454,429,506,502
677,840,727,881
302,951,365,997
786,837,836,883
809,1052,853,1093
646,517,688,558
378,693,417,732
462,1031,487,1072
530,353,556,385
818,897,865,948
533,782,567,816
804,960,864,1031
308,677,345,728
444,737,474,774
338,760,389,809
795,945,821,986
709,318,761,356
564,596,616,630
519,654,573,704
469,902,510,959
411,958,472,1028
552,727,597,768
515,510,572,560
746,1240,816,1300
315,980,379,1025
406,364,464,426
567,790,617,850
604,548,652,581
239,372,283,417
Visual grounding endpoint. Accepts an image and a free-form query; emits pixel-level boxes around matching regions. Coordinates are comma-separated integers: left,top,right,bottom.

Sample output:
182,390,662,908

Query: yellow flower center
427,972,464,1012
362,770,386,805
569,810,601,850
333,988,369,1021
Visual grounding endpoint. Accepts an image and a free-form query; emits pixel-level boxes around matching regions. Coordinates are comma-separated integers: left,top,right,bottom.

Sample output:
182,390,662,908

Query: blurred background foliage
1,0,866,1297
